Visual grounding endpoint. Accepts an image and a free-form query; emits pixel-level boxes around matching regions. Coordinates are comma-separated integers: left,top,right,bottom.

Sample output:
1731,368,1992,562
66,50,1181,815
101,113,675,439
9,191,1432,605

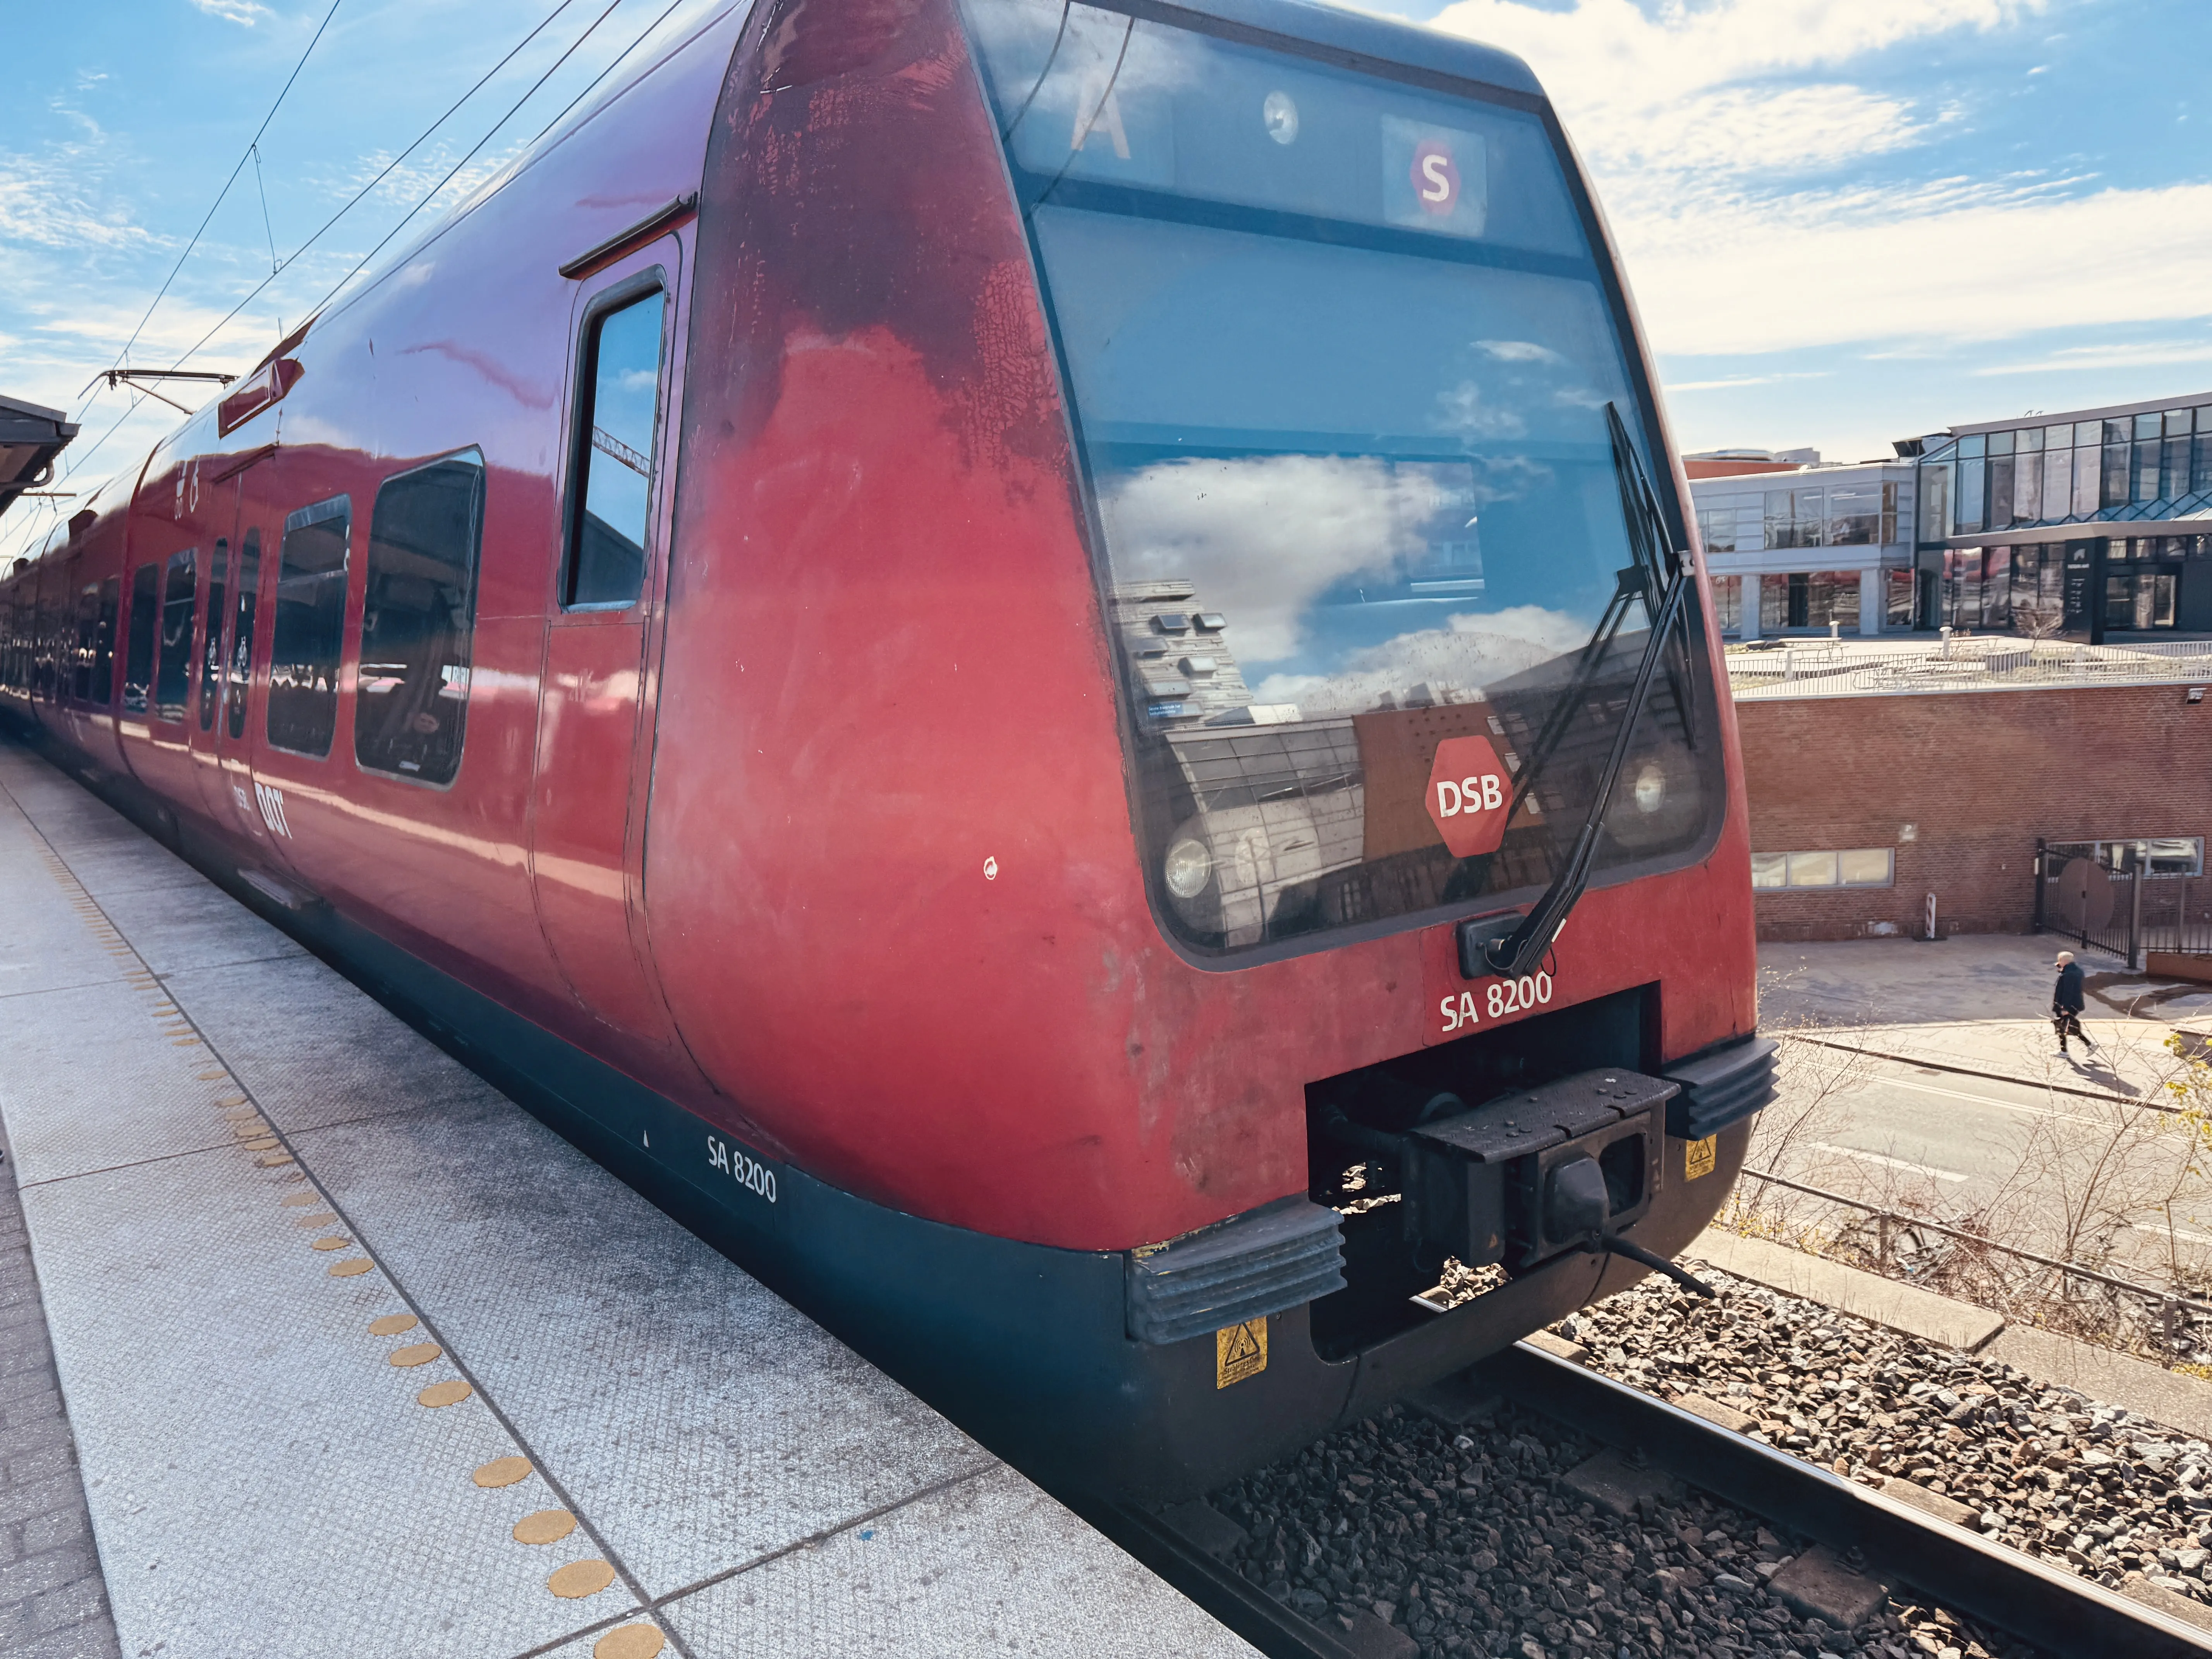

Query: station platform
0,737,1254,1659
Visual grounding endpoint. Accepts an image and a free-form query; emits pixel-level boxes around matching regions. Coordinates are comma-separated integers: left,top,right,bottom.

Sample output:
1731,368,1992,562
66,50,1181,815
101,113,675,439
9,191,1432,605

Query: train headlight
1164,835,1214,899
1262,91,1298,145
1632,761,1666,816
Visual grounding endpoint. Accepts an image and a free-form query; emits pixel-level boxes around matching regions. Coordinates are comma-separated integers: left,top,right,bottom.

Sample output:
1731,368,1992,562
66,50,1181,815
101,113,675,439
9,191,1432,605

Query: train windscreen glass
961,0,1722,955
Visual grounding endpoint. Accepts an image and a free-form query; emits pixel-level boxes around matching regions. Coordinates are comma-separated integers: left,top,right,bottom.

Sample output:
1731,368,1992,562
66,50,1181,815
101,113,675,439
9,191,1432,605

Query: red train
2,0,1771,1497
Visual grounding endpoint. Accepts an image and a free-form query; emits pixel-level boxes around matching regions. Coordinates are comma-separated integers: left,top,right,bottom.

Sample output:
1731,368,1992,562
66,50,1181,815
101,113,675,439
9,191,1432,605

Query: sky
5,0,2211,562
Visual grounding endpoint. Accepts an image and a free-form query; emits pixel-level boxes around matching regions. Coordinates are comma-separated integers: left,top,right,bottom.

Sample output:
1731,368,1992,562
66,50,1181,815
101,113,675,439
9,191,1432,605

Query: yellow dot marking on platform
152,1005,177,1014
369,1314,417,1336
473,1456,532,1488
417,1379,472,1408
280,1192,321,1207
242,1138,280,1152
294,1212,338,1228
546,1559,615,1599
388,1342,442,1369
256,1154,295,1168
310,1236,351,1252
594,1627,665,1659
217,1094,248,1105
328,1259,373,1278
513,1510,576,1546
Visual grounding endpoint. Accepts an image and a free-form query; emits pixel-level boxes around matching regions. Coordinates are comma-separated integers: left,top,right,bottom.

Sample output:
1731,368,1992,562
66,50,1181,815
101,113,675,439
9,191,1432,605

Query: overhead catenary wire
524,0,698,146
42,0,595,508
94,0,343,404
156,0,622,386
280,0,630,333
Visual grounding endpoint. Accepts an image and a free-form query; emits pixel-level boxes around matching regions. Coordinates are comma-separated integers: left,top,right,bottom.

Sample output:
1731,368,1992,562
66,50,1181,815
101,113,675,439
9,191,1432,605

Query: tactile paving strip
0,739,1255,1659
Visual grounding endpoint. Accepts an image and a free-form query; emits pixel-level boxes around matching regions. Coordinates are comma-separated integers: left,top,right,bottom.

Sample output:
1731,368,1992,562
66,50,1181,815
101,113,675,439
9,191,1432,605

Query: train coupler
1392,1068,1675,1272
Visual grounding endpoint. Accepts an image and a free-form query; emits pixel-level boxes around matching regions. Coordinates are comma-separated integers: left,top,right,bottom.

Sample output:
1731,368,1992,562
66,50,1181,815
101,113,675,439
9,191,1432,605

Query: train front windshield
962,0,1724,956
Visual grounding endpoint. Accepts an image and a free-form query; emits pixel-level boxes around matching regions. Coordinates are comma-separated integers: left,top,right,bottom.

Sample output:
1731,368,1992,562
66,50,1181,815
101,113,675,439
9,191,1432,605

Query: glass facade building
1688,461,1917,639
1914,393,2212,642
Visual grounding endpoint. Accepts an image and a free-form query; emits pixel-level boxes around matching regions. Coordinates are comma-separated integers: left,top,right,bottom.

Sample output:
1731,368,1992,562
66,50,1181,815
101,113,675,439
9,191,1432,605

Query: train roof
1144,0,1544,101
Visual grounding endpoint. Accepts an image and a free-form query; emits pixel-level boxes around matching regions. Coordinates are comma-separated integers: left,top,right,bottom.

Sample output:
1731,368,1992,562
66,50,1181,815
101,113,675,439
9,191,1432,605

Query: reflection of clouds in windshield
1434,380,1527,439
1474,339,1566,366
1435,336,1617,443
1100,454,1441,662
1251,605,1589,714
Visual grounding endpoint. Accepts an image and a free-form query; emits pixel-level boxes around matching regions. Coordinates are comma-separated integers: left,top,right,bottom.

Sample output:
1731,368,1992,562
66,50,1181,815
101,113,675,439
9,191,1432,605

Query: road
1753,1045,2212,1285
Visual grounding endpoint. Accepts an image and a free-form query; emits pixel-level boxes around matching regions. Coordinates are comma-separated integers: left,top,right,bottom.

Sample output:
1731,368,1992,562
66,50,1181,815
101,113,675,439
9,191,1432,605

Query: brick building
1735,678,2212,941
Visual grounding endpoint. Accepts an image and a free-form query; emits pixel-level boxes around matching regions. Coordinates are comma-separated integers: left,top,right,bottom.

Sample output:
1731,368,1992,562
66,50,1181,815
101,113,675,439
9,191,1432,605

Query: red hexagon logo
1424,734,1512,859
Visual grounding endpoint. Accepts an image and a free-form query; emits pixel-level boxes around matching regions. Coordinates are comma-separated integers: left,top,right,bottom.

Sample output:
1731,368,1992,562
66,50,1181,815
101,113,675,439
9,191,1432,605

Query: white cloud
1972,338,2212,377
189,0,274,24
1399,0,2212,365
0,153,153,251
1668,374,1831,393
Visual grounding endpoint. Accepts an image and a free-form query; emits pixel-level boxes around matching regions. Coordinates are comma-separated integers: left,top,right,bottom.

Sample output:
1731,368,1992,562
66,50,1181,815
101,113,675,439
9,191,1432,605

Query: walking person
2053,949,2094,1057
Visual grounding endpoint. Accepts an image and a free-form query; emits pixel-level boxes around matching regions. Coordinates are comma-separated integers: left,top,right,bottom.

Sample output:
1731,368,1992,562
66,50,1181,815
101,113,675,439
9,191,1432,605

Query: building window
1916,462,1949,544
2080,837,2205,876
1884,569,1914,628
356,451,485,786
1759,571,1860,632
1828,483,1897,546
268,496,351,758
1752,847,1894,890
1709,574,1741,633
1764,488,1824,549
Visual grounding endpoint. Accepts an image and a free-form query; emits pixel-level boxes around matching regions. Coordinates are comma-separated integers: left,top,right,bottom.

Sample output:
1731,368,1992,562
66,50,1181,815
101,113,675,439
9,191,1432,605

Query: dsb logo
1424,734,1511,859
1434,774,1502,817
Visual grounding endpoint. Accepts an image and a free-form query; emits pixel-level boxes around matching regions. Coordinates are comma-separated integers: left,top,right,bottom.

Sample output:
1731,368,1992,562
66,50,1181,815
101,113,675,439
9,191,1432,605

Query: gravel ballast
1563,1265,2212,1611
1208,1392,2037,1658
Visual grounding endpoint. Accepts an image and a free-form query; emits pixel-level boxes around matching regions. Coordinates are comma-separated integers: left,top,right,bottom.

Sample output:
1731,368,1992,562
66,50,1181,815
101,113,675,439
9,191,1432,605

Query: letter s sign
1412,141,1458,214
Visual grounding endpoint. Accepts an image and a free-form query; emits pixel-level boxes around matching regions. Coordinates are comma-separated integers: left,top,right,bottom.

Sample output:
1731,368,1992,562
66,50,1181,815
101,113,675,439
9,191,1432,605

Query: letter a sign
1424,734,1512,859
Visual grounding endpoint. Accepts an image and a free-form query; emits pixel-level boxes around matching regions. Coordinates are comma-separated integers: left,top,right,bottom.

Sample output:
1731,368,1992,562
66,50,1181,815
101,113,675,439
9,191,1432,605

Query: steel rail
1479,1341,2212,1659
1084,1340,2212,1659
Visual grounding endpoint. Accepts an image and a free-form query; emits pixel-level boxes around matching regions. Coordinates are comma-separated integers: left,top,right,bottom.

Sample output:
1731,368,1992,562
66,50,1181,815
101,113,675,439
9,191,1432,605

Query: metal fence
2141,876,2212,959
2035,840,2141,963
1729,637,2212,702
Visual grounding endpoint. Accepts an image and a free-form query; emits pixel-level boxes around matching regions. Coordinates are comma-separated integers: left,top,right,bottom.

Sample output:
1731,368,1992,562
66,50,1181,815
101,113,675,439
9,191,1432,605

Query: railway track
1088,1343,2212,1659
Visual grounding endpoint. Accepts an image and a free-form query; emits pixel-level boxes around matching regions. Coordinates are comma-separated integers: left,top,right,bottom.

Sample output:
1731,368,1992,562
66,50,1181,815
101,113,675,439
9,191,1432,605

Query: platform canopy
0,392,79,523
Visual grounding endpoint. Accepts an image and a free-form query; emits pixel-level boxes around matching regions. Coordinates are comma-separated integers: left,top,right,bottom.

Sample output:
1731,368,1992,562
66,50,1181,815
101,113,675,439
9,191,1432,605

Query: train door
182,526,234,825
527,233,689,1037
184,464,276,847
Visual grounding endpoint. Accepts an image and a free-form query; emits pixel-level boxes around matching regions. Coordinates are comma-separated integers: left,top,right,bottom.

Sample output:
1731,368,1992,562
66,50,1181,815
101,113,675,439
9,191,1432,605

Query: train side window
151,550,199,722
93,577,118,706
563,283,665,609
73,582,98,701
199,538,230,731
356,450,485,785
226,529,259,740
123,563,159,712
267,496,350,757
152,548,198,722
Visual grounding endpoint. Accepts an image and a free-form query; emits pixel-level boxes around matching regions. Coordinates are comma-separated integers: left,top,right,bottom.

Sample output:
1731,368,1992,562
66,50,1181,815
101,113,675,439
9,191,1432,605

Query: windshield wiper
1474,403,1695,980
